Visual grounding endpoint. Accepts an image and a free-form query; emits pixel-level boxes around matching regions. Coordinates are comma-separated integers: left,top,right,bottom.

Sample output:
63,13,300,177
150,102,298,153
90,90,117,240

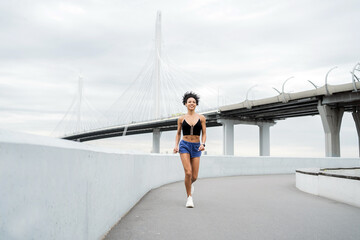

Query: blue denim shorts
179,140,201,158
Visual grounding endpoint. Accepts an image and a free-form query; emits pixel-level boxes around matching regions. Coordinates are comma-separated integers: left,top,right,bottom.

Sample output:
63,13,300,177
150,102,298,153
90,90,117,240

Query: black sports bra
182,119,202,136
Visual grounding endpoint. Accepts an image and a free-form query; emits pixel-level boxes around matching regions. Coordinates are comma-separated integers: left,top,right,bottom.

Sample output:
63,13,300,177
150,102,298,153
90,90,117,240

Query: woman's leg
190,157,200,183
180,153,192,197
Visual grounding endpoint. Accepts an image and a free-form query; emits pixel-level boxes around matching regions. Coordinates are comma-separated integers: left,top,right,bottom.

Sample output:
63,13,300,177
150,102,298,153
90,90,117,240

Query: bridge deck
64,82,360,142
104,174,360,240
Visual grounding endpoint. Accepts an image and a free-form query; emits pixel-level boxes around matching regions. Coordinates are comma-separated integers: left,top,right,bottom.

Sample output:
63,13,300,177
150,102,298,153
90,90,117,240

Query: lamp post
281,76,294,103
325,66,338,95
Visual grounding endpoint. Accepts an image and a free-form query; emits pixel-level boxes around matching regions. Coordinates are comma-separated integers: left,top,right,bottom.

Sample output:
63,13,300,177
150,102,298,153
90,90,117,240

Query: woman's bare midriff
183,135,200,143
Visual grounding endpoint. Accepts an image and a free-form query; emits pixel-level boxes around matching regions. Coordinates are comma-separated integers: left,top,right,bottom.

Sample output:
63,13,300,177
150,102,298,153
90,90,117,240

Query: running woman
173,91,206,208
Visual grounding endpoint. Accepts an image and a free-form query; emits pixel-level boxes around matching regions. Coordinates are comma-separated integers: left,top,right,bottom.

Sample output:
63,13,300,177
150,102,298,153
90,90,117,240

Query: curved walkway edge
105,174,360,240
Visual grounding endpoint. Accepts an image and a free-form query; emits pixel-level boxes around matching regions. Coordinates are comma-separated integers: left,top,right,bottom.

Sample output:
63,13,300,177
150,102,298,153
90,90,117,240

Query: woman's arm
173,117,183,153
199,115,207,151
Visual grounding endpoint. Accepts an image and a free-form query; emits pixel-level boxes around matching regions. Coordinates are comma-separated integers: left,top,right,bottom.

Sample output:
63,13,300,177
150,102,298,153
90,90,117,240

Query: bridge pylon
259,122,275,156
152,11,162,153
352,107,360,157
318,104,344,157
218,118,276,156
152,128,161,153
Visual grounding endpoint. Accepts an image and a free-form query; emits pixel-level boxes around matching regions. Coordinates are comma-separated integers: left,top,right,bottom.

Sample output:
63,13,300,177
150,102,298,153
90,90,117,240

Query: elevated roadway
63,82,360,157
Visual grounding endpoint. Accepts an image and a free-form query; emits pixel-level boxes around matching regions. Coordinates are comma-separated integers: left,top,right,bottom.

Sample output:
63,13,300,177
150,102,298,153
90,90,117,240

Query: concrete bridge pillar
152,128,161,153
317,104,344,157
218,119,235,155
258,123,274,156
352,107,360,157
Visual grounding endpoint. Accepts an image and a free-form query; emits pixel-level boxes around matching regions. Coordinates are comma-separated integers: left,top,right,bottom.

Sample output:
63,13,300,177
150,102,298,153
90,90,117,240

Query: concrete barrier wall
319,175,360,208
296,170,360,208
1,130,359,239
319,175,360,207
295,171,319,195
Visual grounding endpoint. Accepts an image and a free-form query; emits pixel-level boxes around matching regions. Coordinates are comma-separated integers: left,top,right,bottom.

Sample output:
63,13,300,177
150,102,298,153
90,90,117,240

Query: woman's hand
173,146,179,153
198,144,205,151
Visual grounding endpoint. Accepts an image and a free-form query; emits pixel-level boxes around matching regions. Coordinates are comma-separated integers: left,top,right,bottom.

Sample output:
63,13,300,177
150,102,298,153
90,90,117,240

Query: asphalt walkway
105,174,360,240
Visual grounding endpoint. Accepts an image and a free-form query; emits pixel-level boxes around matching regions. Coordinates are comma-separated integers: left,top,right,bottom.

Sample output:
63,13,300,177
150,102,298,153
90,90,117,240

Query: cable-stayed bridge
58,12,360,157
62,81,360,157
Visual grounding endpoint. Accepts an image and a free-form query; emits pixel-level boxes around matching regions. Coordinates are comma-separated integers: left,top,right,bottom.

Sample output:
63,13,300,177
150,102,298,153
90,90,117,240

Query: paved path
105,174,360,240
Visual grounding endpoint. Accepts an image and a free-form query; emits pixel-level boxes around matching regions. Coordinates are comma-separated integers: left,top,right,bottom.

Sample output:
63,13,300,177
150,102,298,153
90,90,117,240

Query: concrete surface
105,174,360,240
323,169,360,177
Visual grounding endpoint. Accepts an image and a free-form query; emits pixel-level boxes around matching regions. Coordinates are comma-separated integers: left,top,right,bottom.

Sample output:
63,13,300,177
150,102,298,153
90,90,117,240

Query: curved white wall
296,169,360,208
1,130,359,239
296,169,319,195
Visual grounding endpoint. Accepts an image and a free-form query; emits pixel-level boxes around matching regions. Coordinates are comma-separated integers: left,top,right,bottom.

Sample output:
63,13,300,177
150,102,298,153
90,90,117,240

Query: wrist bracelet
202,143,206,147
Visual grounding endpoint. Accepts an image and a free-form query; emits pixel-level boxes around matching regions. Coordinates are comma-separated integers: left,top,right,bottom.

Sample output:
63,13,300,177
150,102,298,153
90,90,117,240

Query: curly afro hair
182,91,200,105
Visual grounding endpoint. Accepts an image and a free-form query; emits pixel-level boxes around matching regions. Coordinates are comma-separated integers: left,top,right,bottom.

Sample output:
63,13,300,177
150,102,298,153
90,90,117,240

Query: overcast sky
0,0,359,157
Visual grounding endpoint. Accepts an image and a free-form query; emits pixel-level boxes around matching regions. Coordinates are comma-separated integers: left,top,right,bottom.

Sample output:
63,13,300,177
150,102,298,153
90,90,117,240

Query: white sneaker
186,196,194,208
191,184,194,195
